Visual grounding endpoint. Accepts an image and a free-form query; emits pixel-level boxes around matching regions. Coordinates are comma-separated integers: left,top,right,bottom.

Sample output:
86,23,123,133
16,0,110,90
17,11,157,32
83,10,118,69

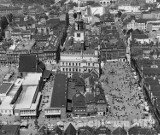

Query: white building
90,6,106,16
146,0,156,3
118,5,140,13
14,73,42,118
0,79,23,115
60,53,99,78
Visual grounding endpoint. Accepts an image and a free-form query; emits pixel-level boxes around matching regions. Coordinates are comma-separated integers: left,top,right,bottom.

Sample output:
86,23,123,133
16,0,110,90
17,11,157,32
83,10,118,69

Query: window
77,33,80,37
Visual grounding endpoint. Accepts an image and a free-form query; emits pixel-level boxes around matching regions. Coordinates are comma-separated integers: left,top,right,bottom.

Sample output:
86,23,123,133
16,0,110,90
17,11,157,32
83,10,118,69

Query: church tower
73,1,85,46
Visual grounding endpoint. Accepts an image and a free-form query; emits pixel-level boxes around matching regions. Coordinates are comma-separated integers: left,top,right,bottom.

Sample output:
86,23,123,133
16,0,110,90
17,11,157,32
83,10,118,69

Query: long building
44,74,68,119
14,73,42,118
0,79,23,115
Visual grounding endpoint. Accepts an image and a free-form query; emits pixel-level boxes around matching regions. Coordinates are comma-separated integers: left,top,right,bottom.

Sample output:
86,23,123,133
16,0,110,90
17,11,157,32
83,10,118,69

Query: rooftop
1,125,20,135
15,40,35,51
0,82,13,94
15,86,37,109
50,74,67,108
19,54,37,72
22,73,42,86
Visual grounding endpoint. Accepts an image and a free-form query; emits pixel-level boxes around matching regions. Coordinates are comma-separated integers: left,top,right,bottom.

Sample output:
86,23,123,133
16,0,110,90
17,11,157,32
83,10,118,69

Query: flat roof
50,74,67,108
22,73,42,86
0,96,13,109
0,83,13,94
15,86,37,109
8,79,24,96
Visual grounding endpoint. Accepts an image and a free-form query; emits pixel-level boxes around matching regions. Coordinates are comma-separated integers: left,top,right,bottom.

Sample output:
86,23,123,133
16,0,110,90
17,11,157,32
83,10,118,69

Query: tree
7,13,13,23
117,11,122,18
1,16,9,32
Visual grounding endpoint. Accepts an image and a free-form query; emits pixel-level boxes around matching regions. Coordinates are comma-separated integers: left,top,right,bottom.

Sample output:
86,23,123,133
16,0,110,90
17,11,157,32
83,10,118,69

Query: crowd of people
101,61,150,122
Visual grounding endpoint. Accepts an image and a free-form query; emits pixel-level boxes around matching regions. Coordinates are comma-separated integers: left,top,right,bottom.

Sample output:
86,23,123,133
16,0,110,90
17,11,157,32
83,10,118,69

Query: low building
72,92,87,116
0,82,13,100
95,126,111,135
0,79,23,115
44,74,68,119
95,93,107,116
64,123,76,135
85,92,97,115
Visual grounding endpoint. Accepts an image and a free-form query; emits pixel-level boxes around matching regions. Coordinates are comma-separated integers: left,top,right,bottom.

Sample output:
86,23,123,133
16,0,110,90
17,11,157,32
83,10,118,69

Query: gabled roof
72,73,85,86
72,92,86,107
85,92,95,104
128,126,158,135
95,93,106,104
112,127,127,135
95,126,111,135
19,54,37,72
78,126,94,135
50,126,62,135
64,123,76,135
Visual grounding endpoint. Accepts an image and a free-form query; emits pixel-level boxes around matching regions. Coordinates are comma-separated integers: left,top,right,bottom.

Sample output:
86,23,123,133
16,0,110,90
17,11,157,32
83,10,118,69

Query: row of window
0,109,12,114
75,109,85,112
62,67,92,72
20,110,36,114
61,62,95,67
45,109,61,113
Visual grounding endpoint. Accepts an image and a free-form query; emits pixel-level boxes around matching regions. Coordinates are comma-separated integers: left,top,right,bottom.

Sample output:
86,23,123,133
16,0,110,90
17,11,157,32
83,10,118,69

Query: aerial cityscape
0,0,160,134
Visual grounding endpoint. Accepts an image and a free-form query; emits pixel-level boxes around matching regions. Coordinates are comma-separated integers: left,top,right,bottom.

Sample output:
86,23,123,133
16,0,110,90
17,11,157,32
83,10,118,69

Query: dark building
64,123,76,135
50,126,63,135
95,126,111,135
72,92,87,116
85,92,97,115
44,74,68,119
0,125,20,135
78,126,94,135
112,127,127,135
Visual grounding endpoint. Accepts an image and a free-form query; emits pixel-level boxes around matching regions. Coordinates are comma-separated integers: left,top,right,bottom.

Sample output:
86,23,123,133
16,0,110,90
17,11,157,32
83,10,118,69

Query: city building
95,126,111,135
44,74,68,119
0,6,23,16
78,126,94,135
14,73,42,118
85,92,97,115
0,79,23,115
60,8,100,78
72,92,87,116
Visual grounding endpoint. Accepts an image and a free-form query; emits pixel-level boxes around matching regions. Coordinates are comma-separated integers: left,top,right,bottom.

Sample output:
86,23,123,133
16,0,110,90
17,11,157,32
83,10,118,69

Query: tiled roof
19,54,37,72
112,127,127,135
95,126,111,135
78,126,94,135
95,93,106,104
128,127,158,135
67,82,76,100
143,67,160,76
0,83,13,94
1,125,20,135
50,126,62,135
72,92,86,107
64,123,76,135
85,92,95,104
32,34,50,41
